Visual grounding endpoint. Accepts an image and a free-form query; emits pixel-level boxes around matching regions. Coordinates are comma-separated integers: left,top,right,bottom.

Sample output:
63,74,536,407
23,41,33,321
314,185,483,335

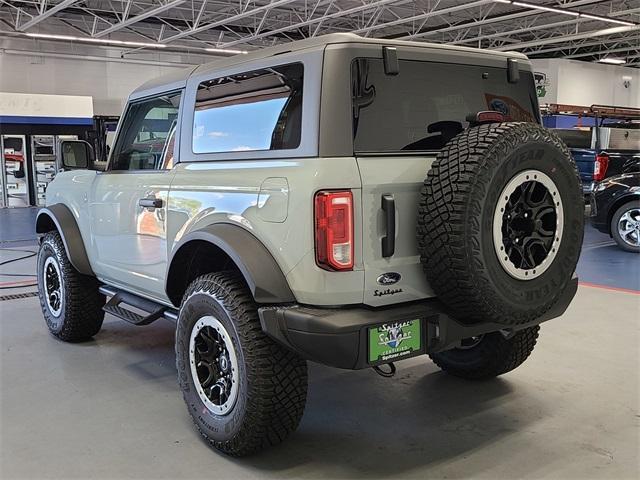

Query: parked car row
554,122,640,198
551,119,639,253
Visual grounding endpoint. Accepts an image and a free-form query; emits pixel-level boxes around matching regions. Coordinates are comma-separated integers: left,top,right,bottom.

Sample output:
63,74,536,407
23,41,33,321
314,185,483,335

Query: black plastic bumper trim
259,276,578,370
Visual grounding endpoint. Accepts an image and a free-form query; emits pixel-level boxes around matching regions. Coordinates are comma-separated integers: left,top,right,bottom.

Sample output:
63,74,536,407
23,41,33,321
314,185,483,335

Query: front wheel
175,272,308,456
37,231,104,342
429,326,540,380
610,201,640,253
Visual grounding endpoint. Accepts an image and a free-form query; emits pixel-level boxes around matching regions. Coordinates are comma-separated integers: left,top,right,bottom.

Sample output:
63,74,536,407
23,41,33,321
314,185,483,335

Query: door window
193,63,303,154
110,92,181,170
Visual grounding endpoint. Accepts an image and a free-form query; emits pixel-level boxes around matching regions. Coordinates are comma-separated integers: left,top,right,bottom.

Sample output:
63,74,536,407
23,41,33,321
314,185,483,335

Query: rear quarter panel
167,158,367,305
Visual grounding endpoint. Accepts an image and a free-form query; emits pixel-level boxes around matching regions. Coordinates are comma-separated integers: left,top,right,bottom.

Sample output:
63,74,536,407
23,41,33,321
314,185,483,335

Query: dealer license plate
368,319,422,364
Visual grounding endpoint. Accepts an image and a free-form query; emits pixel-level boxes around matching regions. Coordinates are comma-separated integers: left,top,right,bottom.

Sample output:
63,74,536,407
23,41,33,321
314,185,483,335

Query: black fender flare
166,223,295,304
35,204,94,276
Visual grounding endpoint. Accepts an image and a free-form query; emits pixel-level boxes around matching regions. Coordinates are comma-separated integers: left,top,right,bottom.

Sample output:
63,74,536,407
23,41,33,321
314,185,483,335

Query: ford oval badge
377,272,401,286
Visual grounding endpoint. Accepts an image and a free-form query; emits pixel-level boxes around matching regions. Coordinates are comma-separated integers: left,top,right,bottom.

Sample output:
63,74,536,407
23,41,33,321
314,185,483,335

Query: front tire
430,326,540,380
175,272,308,456
610,201,640,253
37,232,105,342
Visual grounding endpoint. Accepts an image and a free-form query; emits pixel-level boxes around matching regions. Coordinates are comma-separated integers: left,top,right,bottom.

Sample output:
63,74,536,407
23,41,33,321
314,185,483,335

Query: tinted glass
352,59,538,153
193,63,303,154
110,92,181,170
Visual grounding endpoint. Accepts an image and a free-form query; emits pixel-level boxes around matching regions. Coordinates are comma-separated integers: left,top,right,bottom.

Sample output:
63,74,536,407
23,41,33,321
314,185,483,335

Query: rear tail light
593,153,610,182
314,190,354,271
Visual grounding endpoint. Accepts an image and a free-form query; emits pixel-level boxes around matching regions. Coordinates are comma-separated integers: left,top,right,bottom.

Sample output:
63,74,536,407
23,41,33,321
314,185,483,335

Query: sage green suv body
36,33,582,455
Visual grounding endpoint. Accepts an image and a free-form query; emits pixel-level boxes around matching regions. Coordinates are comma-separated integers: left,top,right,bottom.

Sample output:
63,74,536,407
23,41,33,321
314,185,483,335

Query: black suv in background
591,172,640,252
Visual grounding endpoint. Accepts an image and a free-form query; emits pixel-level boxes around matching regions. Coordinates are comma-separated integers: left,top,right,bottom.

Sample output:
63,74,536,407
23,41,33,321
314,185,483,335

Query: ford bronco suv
36,33,583,456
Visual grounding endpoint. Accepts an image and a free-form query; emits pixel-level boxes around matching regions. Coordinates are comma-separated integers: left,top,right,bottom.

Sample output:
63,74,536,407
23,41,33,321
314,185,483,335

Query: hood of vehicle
598,172,640,191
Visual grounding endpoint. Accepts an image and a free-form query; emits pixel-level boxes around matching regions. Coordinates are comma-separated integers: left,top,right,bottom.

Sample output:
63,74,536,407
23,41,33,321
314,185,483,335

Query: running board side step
99,286,179,325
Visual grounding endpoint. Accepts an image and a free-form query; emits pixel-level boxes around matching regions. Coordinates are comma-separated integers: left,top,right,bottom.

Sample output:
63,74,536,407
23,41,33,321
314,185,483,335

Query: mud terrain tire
175,272,308,456
37,231,104,341
417,122,583,326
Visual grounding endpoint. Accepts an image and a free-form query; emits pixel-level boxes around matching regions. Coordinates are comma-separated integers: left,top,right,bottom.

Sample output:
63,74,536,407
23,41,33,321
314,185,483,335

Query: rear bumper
259,276,578,370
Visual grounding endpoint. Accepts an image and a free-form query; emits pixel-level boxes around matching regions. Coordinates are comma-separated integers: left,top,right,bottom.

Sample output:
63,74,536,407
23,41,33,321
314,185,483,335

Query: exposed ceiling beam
402,0,613,40
93,0,186,37
493,24,640,51
16,0,82,31
160,0,299,43
351,0,494,35
218,0,400,48
451,18,582,45
527,34,640,55
566,45,640,59
403,10,534,39
452,5,639,46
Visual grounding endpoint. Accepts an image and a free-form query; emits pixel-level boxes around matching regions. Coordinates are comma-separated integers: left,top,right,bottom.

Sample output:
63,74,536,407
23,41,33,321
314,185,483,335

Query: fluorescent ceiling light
512,1,579,16
26,33,248,55
26,32,166,48
598,57,627,64
579,13,634,26
496,1,635,25
205,47,248,55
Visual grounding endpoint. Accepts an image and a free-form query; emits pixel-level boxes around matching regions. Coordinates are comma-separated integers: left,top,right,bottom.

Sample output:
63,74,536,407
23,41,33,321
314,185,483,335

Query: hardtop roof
130,33,529,100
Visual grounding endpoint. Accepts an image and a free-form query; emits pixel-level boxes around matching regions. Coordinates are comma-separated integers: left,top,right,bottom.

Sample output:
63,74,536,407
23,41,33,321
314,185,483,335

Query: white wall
0,38,210,116
531,58,639,108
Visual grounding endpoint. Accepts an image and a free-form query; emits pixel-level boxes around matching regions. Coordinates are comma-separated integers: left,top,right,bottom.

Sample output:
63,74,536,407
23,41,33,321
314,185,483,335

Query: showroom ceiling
0,0,638,66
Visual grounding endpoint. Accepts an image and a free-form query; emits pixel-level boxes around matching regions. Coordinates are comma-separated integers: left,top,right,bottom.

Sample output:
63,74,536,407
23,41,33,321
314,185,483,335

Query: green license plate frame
368,319,423,365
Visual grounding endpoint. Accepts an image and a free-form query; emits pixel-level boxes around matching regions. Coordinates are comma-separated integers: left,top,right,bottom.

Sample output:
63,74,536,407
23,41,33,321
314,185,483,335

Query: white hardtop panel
191,33,530,79
128,33,530,100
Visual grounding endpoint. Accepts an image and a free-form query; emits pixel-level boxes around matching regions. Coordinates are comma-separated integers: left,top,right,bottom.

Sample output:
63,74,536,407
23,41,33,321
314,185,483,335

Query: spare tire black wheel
417,122,583,326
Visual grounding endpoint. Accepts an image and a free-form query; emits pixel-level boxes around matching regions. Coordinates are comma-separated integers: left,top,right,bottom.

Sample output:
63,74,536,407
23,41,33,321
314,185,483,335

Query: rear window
352,58,538,153
193,63,303,154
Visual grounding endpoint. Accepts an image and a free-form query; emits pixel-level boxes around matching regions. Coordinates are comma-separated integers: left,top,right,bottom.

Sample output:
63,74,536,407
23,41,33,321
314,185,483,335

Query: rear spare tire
417,122,583,326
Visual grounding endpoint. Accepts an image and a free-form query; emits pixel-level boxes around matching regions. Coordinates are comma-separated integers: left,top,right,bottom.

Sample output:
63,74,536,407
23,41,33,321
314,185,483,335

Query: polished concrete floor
1,208,639,479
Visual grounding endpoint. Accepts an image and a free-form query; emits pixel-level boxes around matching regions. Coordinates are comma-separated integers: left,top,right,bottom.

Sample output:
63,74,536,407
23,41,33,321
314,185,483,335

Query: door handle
138,197,163,209
381,194,395,258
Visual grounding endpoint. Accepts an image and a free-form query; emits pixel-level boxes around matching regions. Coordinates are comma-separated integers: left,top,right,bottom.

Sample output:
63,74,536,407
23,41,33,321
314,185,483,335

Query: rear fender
166,223,295,305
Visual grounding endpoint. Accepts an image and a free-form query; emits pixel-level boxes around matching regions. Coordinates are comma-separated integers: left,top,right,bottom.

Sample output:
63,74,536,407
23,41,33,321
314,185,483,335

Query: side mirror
58,140,94,170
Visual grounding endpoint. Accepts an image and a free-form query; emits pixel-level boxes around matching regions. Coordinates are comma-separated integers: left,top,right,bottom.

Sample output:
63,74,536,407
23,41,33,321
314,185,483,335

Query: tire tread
177,272,307,456
430,326,540,379
37,231,104,342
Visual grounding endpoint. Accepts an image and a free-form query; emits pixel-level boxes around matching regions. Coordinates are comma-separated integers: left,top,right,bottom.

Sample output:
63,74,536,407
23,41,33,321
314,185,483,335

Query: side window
110,92,181,171
193,63,303,154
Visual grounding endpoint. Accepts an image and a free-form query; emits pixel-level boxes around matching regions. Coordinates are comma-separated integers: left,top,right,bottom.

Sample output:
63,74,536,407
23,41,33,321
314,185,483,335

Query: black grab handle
381,194,395,258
